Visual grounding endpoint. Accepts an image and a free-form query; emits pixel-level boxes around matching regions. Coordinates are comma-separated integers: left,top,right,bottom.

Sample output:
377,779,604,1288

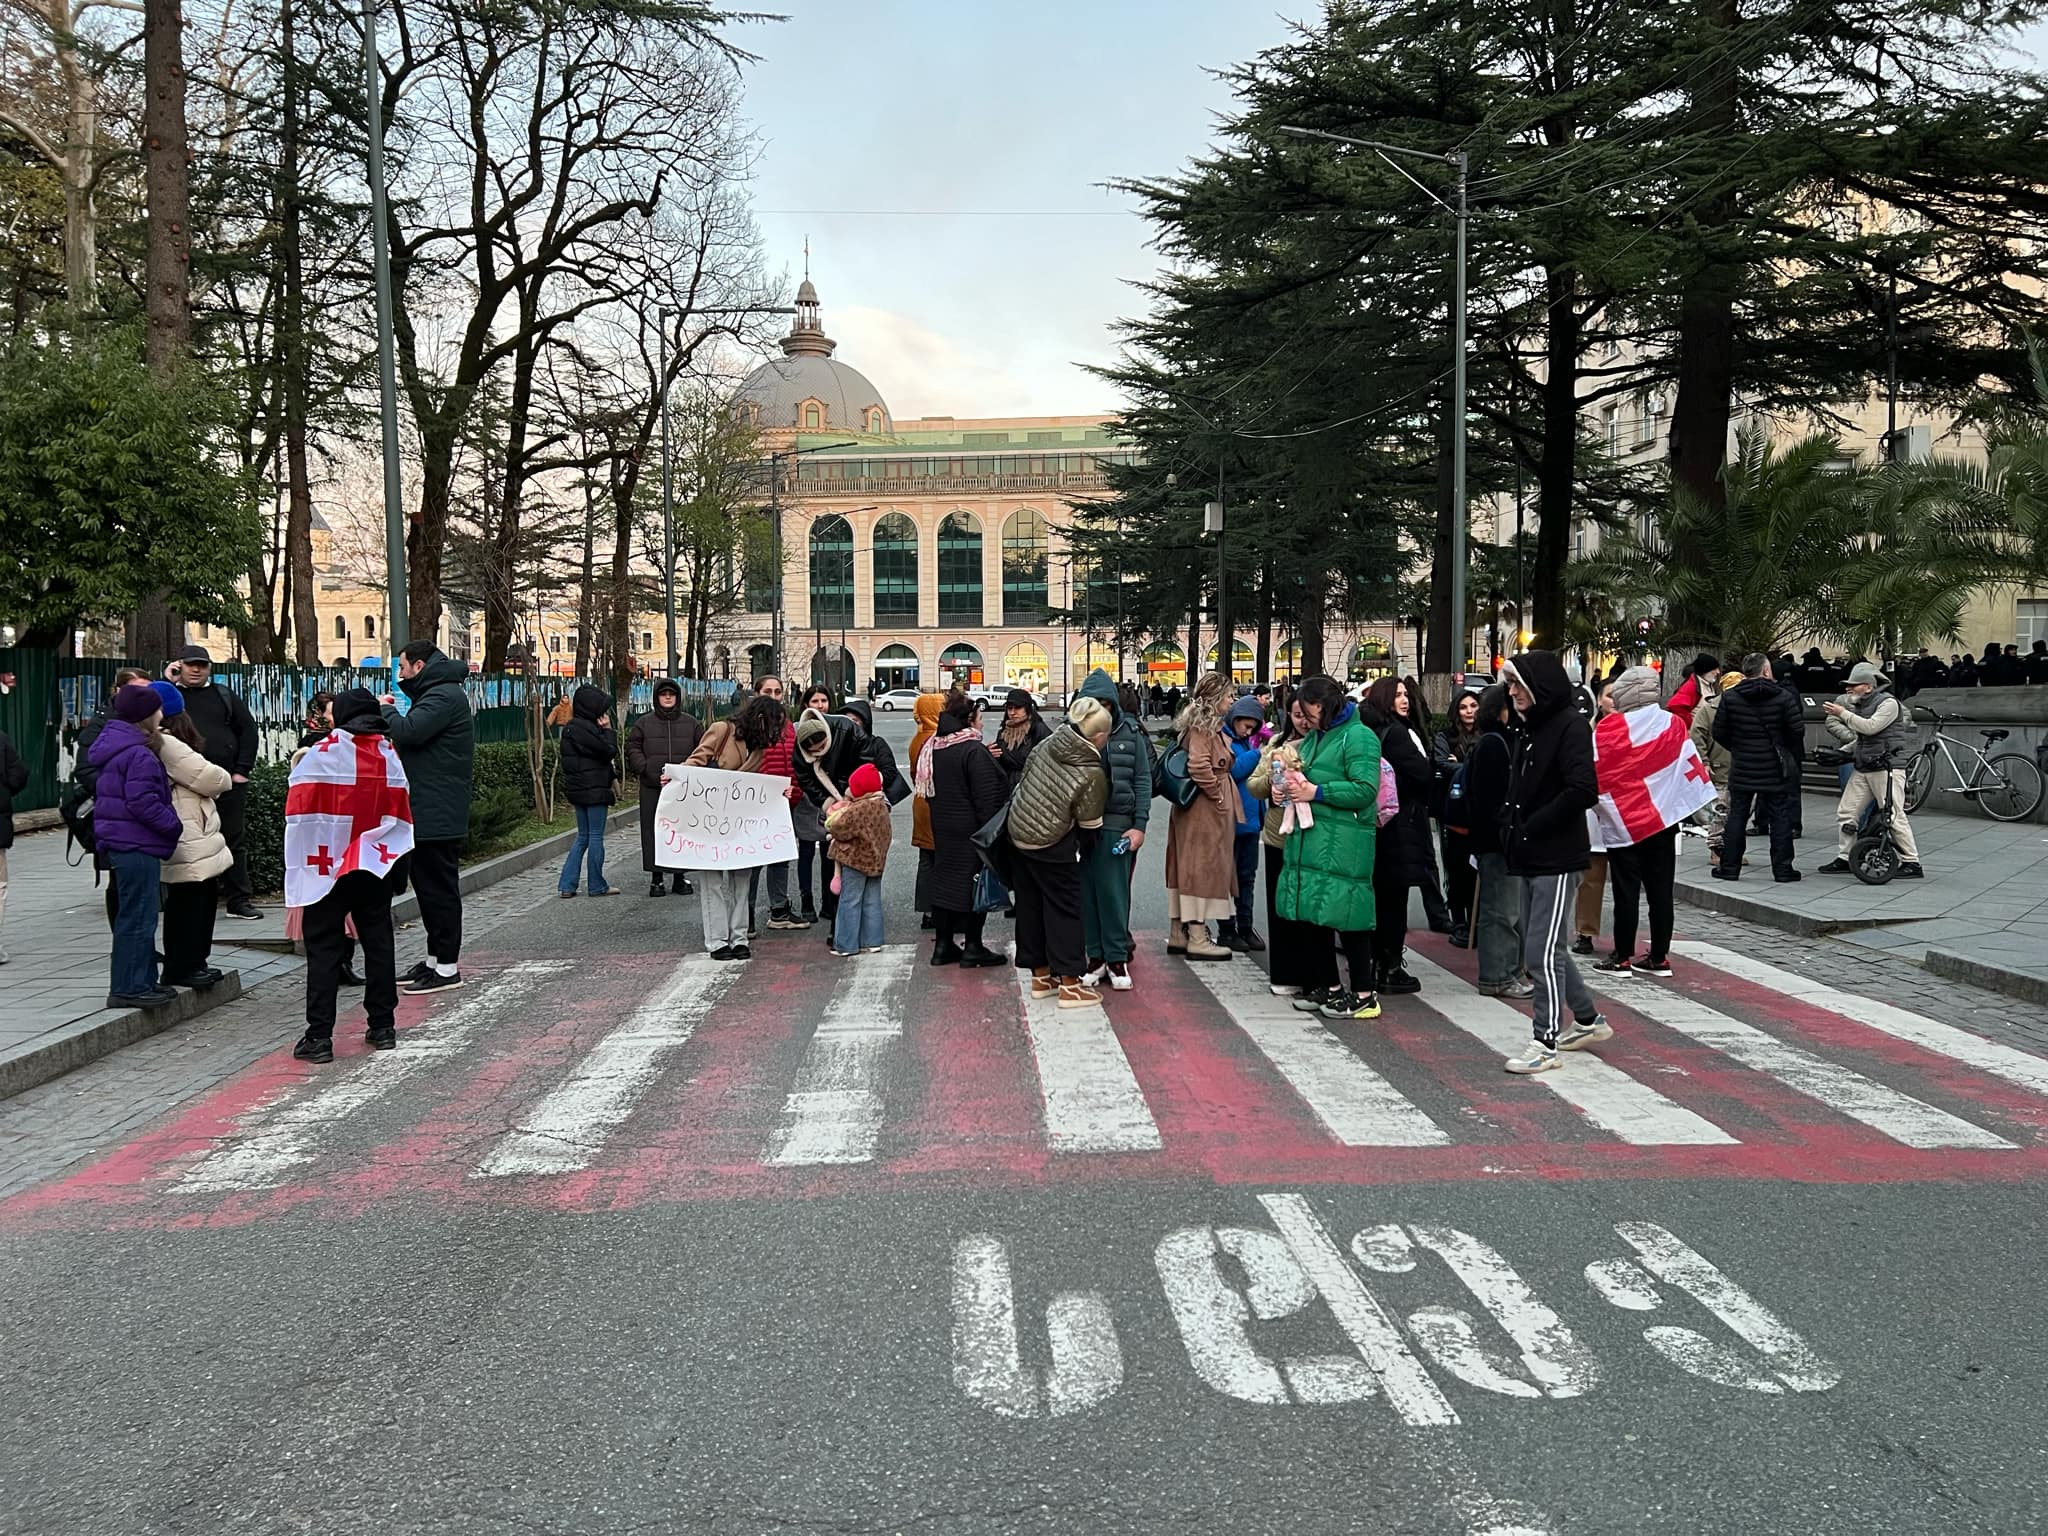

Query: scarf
915,728,984,798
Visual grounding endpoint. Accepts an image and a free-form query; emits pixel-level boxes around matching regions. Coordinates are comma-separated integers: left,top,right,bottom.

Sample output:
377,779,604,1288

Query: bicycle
1902,708,2045,822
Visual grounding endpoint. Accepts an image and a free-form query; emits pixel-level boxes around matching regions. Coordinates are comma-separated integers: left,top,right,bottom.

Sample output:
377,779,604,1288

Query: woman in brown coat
1164,670,1237,961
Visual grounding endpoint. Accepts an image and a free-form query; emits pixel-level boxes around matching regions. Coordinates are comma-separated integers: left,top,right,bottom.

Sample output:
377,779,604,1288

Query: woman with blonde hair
152,682,234,989
1163,671,1237,961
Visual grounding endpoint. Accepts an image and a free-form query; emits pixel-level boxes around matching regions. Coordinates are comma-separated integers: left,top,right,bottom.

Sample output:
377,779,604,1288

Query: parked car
875,687,923,712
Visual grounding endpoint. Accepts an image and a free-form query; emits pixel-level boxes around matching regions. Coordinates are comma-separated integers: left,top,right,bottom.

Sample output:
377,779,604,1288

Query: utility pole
1278,125,1469,680
363,0,407,655
1207,469,1227,681
658,309,677,677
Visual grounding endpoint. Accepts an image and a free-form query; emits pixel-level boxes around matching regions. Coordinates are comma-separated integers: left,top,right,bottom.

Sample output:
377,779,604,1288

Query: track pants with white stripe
1520,871,1595,1049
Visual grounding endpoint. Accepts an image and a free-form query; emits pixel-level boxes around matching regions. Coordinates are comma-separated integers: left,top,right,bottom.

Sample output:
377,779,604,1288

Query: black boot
649,876,668,898
931,938,964,966
671,872,692,895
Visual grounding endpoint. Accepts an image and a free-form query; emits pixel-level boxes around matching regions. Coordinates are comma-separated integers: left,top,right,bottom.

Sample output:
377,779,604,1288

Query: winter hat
114,683,164,723
794,709,833,758
1607,665,1662,713
148,680,186,718
654,677,681,702
1847,662,1888,688
848,762,883,798
331,687,385,731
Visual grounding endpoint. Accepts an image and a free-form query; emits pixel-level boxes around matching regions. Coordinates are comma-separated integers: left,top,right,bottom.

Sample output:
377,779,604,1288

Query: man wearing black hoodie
1711,653,1804,884
1500,651,1610,1073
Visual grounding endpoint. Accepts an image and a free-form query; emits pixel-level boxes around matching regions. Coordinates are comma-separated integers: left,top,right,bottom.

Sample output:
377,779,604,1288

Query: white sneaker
1268,983,1302,997
1082,962,1110,986
1558,1014,1614,1051
1505,1045,1562,1074
1106,963,1134,992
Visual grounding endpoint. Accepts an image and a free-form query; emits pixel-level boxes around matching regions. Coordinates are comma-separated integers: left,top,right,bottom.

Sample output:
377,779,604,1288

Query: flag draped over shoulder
284,729,415,908
1593,704,1718,848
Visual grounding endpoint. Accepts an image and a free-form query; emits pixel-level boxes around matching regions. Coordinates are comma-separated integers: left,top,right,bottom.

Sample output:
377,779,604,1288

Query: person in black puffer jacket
1500,650,1605,1072
1711,653,1805,883
839,697,912,802
626,679,703,897
1359,676,1433,994
557,685,620,898
1456,685,1527,997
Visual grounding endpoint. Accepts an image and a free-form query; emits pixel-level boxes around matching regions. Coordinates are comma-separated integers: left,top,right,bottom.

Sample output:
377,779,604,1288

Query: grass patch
466,810,579,863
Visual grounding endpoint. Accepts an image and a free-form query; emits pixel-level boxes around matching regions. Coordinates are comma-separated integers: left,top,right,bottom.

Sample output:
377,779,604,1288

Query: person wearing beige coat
1163,673,1239,960
158,700,234,988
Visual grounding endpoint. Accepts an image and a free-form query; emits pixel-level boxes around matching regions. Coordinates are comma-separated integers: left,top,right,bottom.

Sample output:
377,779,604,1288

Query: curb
0,973,245,1102
1923,949,2048,1007
1673,878,1851,939
0,807,639,1103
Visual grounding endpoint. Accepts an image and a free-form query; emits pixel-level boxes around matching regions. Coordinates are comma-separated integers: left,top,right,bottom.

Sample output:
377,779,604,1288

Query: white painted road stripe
178,961,569,1193
1189,960,1450,1147
764,946,917,1165
474,955,743,1178
1676,940,2048,1101
1012,969,1162,1154
1403,954,1737,1146
1587,975,2014,1150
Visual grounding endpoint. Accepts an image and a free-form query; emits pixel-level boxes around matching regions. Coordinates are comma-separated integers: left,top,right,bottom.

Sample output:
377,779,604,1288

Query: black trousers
1723,788,1796,879
161,878,219,978
304,871,398,1039
409,837,463,965
1300,922,1375,998
1371,876,1410,972
1608,824,1679,961
1417,859,1451,929
215,783,251,905
1442,827,1475,935
1012,850,1085,979
931,904,986,948
1263,840,1323,991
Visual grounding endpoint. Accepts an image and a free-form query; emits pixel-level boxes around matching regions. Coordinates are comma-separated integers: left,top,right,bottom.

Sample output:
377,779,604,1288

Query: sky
730,0,1307,421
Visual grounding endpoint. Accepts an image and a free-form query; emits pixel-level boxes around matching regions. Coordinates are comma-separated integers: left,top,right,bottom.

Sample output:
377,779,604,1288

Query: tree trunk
1254,561,1273,684
408,435,452,648
280,0,320,665
1668,0,1742,513
574,475,596,678
1185,606,1202,690
54,0,97,308
1531,265,1584,649
1297,570,1326,678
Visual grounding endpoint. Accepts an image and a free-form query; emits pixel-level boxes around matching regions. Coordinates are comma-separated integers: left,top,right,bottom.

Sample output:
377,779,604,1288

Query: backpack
59,773,97,861
1443,754,1477,838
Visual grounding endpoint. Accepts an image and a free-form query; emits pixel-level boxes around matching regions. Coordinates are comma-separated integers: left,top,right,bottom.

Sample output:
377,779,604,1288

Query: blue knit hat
148,680,185,718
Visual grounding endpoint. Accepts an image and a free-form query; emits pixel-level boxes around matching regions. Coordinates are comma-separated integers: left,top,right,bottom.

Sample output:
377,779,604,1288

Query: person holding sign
674,696,793,960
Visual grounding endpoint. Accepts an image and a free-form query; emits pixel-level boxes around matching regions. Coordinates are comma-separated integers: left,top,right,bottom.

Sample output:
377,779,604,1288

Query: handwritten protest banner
653,766,797,871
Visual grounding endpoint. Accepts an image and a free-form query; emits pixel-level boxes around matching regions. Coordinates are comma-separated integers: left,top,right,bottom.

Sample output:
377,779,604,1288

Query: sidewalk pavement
0,806,637,1100
1674,790,2048,1004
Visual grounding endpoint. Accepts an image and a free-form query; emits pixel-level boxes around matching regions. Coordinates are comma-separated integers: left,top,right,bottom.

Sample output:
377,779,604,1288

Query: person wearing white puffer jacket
149,681,235,990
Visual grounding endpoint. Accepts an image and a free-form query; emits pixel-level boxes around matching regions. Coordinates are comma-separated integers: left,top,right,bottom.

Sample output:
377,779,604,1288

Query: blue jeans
1228,830,1260,932
833,866,885,952
559,803,610,894
1475,851,1525,988
106,848,161,997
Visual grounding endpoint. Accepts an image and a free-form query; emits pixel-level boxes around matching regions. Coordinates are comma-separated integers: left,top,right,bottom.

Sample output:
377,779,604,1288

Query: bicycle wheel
1903,747,1935,813
1979,754,2045,822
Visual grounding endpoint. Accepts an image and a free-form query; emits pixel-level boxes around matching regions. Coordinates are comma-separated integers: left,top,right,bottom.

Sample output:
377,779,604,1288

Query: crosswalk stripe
473,955,744,1178
1674,941,2048,1101
1586,975,2015,1150
764,946,918,1166
1188,962,1451,1148
177,962,570,1193
1012,970,1163,1154
1403,954,1738,1146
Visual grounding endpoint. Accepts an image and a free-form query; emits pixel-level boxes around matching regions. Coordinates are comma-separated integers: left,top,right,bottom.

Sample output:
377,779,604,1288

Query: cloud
830,304,1112,421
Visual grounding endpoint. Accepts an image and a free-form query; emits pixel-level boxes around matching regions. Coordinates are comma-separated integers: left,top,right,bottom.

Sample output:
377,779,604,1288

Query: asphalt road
4,711,2046,1535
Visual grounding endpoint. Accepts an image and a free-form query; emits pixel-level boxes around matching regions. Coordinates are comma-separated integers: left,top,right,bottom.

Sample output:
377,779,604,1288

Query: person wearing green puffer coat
1271,674,1383,1022
381,641,476,994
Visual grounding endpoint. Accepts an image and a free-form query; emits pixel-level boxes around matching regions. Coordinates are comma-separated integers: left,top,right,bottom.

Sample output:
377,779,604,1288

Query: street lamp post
1278,124,1470,678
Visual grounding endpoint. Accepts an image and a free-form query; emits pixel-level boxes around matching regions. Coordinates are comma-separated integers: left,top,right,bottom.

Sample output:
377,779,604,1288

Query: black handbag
970,801,1015,884
1157,742,1200,808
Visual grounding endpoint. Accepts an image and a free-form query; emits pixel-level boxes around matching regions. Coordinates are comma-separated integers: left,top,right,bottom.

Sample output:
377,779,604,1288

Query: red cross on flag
284,730,415,908
1593,703,1719,849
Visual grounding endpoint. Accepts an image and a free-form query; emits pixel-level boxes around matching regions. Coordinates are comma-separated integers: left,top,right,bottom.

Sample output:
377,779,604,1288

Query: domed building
736,280,894,442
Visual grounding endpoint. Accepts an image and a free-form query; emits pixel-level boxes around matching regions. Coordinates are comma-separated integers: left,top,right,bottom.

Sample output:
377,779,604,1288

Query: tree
0,328,258,648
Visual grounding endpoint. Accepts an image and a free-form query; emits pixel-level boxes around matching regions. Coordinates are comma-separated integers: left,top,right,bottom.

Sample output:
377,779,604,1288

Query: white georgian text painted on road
951,1234,1121,1419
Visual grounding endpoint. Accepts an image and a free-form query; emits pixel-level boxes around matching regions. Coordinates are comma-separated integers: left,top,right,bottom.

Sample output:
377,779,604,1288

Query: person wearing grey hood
1076,668,1154,991
1818,662,1922,877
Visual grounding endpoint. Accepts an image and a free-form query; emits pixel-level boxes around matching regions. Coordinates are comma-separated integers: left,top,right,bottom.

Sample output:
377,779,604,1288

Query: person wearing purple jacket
87,684,185,1009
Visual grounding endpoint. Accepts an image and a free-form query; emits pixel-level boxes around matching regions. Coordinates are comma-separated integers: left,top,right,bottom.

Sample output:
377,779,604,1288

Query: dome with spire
737,275,892,435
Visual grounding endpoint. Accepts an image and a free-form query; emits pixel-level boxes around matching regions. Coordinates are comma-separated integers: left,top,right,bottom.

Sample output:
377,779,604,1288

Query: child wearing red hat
825,762,893,955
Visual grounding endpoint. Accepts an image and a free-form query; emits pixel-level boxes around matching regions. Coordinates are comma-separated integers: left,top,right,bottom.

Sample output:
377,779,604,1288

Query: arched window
1142,639,1186,689
1004,641,1049,691
937,512,982,624
871,513,918,628
1205,639,1254,682
334,615,346,640
874,642,920,688
1001,509,1048,624
865,406,885,434
809,514,853,624
802,401,823,430
364,615,377,639
939,642,984,688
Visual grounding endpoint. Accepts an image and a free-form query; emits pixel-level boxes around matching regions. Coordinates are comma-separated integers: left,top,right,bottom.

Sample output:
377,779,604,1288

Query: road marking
1588,975,2014,1150
1187,959,1451,1147
1403,954,1737,1146
1603,1221,1841,1394
1676,940,2048,1100
952,1235,1121,1418
473,955,742,1178
176,961,569,1193
763,946,916,1165
1011,969,1162,1154
1259,1192,1458,1426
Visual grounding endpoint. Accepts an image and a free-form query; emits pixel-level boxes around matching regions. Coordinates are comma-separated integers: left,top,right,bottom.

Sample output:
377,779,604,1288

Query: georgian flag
284,730,415,908
1593,703,1719,848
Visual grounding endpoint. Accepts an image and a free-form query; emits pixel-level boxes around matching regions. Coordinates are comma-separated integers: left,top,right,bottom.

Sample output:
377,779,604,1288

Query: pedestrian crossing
15,933,2048,1223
